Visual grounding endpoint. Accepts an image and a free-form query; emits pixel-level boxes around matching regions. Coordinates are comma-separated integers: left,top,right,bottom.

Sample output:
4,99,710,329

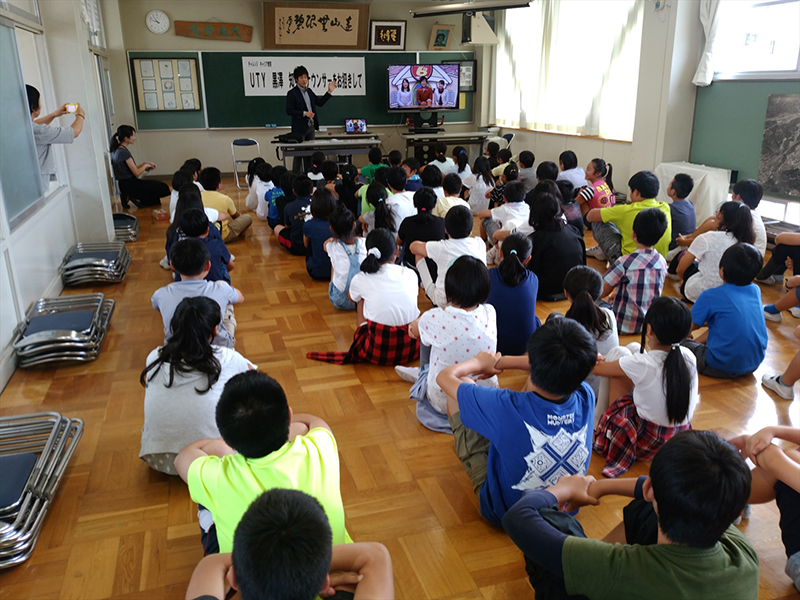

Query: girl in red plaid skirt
592,297,699,477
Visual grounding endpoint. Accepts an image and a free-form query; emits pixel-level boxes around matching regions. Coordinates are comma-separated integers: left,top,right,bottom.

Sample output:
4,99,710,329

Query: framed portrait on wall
428,23,454,51
370,20,406,51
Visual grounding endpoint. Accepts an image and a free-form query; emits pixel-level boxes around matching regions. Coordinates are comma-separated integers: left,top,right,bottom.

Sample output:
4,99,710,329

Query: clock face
146,10,169,35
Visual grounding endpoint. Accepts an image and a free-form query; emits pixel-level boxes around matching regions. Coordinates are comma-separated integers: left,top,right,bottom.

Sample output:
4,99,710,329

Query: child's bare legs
762,325,800,399
774,289,800,312
595,343,638,424
274,224,286,237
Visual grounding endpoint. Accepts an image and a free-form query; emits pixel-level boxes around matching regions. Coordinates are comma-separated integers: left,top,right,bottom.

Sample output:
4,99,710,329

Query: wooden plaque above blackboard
263,2,369,50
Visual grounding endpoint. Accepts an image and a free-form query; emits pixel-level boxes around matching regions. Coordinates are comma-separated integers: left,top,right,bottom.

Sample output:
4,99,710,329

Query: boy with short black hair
600,208,669,334
402,156,423,192
385,166,416,224
358,147,384,183
586,170,671,263
172,208,235,284
517,150,537,192
536,161,558,183
320,160,340,195
436,318,597,526
411,205,485,307
666,173,696,259
152,237,243,348
274,175,313,255
199,167,253,243
477,180,529,247
683,243,768,378
485,141,500,170
491,148,514,178
433,173,471,218
185,489,395,600
388,149,402,168
175,371,350,555
502,429,757,599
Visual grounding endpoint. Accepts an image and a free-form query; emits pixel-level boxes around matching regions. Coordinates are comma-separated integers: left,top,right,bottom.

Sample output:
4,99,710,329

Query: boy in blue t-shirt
666,173,696,259
274,175,313,256
682,243,768,378
437,319,597,526
169,208,233,284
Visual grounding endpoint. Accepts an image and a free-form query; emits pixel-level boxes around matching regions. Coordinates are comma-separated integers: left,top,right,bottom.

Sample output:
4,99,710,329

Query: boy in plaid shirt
600,209,668,334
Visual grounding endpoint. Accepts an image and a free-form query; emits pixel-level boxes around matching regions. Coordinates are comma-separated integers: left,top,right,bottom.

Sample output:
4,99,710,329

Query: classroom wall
103,0,478,176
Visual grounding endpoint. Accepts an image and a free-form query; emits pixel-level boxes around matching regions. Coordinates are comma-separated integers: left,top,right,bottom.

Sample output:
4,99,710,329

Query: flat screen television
388,64,460,112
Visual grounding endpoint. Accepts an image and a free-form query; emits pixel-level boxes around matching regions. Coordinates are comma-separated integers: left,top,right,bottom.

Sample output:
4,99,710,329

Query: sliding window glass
0,19,44,226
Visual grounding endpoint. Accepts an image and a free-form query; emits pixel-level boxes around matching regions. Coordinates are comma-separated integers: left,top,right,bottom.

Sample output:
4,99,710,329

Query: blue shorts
329,281,356,311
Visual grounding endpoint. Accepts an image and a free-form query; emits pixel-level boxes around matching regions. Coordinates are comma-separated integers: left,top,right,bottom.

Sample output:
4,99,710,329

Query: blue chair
501,132,515,150
231,138,261,189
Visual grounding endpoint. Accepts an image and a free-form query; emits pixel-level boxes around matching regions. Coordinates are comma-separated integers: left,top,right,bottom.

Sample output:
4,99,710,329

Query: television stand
413,127,444,134
407,112,445,134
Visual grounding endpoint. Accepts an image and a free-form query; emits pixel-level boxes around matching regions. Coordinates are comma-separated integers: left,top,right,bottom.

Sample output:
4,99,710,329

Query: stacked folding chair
113,213,139,242
60,242,131,286
12,293,114,368
0,413,84,568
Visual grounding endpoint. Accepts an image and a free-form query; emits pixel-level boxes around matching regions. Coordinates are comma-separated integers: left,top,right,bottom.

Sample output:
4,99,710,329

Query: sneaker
755,275,778,285
790,306,800,319
786,551,800,592
486,246,500,266
395,365,420,383
586,245,607,261
761,373,795,400
763,308,783,322
159,255,170,270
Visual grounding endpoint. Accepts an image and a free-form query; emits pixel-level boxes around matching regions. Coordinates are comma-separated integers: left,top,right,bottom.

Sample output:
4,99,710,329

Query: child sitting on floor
684,243,768,378
185,489,395,600
487,162,519,210
436,319,597,526
503,430,758,599
358,147,384,183
399,257,499,430
433,173,471,219
411,205,486,308
244,157,266,211
274,175,313,256
665,173,696,261
303,188,337,281
259,165,288,227
397,187,446,272
152,238,244,348
478,180,529,254
485,234,540,356
593,296,698,478
600,208,669,335
174,371,351,555
359,182,396,238
325,204,366,311
306,229,420,366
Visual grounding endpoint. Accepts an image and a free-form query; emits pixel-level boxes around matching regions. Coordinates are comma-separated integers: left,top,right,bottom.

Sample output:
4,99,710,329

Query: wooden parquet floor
1,180,799,599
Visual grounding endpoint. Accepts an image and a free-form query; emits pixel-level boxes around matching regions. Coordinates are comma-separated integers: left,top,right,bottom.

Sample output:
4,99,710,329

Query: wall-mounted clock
146,10,170,35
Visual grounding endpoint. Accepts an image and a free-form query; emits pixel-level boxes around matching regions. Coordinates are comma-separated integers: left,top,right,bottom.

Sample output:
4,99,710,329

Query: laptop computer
345,118,367,134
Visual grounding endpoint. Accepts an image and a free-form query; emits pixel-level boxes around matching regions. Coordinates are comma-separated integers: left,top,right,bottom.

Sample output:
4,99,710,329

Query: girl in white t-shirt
452,146,472,181
139,296,254,475
245,157,266,211
676,201,755,303
592,296,699,478
561,266,619,411
463,157,495,214
400,256,498,419
349,228,420,328
325,204,366,311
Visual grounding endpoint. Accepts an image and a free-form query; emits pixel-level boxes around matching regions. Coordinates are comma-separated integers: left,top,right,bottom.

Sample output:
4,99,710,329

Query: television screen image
388,64,460,112
345,119,367,133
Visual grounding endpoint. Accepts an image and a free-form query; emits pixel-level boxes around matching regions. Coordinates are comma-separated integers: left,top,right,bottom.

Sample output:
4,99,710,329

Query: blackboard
201,50,475,128
129,51,206,130
690,80,800,188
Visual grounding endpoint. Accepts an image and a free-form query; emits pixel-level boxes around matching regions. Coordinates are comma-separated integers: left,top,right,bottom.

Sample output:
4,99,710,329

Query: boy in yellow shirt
199,167,253,243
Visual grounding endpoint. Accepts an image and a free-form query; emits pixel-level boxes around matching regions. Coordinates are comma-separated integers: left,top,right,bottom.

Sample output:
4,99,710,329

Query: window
80,0,105,50
0,0,40,26
494,0,643,141
714,0,800,80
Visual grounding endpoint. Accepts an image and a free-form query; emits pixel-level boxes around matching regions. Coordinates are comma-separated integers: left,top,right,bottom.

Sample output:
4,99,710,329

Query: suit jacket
286,85,332,134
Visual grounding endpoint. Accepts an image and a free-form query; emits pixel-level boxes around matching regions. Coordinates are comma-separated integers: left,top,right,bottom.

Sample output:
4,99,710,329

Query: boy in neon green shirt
175,371,350,554
586,170,671,263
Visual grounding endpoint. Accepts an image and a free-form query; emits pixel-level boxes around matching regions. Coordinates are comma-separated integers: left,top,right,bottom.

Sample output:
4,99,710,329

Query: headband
368,247,382,259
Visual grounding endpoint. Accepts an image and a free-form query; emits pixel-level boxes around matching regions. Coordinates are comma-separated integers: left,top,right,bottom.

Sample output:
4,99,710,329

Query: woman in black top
528,185,586,301
110,125,170,208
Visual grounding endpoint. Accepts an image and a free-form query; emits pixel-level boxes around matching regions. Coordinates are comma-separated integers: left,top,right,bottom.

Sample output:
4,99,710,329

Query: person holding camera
26,84,85,187
110,124,170,208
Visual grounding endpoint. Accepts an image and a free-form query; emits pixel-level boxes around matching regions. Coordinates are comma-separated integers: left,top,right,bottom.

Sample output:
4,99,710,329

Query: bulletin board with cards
131,57,201,112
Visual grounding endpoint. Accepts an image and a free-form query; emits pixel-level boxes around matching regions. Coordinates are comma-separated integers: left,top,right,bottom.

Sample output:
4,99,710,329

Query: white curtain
692,0,722,86
494,0,643,141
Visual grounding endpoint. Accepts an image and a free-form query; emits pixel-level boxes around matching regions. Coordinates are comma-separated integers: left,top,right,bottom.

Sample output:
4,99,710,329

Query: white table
271,136,382,168
402,130,491,163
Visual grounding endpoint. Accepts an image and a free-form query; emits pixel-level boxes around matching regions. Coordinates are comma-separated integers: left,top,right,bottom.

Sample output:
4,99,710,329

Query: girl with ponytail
677,200,755,302
139,296,254,475
110,125,170,208
463,156,495,214
431,141,456,174
576,157,615,218
486,234,541,355
592,296,698,477
359,182,398,238
561,265,619,399
452,146,472,180
307,228,420,366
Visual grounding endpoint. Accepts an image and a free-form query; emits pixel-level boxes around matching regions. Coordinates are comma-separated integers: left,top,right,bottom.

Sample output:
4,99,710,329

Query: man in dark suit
286,65,338,173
